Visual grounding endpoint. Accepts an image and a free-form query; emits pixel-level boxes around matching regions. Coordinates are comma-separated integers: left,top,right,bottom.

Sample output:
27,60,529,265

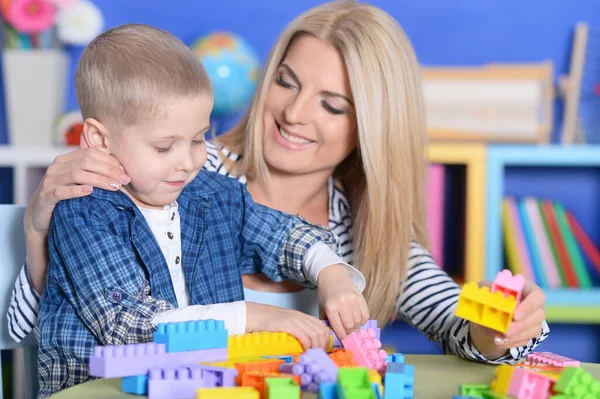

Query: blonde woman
9,0,548,362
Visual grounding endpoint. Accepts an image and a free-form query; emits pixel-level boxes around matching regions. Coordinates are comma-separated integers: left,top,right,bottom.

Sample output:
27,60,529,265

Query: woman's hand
25,147,128,292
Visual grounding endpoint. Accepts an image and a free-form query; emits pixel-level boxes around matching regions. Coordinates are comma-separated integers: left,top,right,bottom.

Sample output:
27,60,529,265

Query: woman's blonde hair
218,0,429,326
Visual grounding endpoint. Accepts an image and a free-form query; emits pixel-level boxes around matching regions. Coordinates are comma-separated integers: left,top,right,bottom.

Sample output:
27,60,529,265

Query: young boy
37,24,368,398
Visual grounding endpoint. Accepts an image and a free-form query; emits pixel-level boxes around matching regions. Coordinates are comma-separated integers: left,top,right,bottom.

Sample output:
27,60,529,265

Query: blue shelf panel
544,289,600,306
488,145,600,166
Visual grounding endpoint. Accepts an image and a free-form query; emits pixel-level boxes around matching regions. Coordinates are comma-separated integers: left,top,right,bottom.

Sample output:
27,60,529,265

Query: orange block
329,349,358,367
241,372,300,399
234,359,284,385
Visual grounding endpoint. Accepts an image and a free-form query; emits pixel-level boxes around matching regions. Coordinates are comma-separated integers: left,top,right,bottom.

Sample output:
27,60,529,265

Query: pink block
341,329,387,373
508,367,552,399
427,164,445,268
89,343,227,378
492,269,525,304
526,352,580,368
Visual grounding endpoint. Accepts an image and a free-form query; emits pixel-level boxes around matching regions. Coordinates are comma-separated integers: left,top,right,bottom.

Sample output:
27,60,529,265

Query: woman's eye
156,146,171,154
322,100,344,115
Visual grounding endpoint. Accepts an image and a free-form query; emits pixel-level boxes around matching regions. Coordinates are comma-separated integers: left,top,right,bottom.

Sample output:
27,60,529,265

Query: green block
338,368,376,399
482,391,509,399
553,366,600,396
459,384,490,398
265,378,300,398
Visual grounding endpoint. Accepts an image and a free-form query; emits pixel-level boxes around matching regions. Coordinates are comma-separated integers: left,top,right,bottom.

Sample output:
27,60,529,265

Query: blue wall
1,0,599,359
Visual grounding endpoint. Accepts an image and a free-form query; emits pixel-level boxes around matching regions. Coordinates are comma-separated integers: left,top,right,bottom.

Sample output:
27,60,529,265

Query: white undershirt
138,203,365,336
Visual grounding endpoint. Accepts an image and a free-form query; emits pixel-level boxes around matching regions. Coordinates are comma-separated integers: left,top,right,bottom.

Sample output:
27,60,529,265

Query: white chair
0,205,39,399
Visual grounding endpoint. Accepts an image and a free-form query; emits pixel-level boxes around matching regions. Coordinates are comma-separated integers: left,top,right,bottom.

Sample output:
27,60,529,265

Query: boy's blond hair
75,24,212,130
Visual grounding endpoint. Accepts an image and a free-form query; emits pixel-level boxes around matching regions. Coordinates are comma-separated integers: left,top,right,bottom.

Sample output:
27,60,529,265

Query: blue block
384,364,415,399
122,374,147,395
153,319,227,353
386,353,405,364
263,355,293,363
319,382,338,399
373,382,382,399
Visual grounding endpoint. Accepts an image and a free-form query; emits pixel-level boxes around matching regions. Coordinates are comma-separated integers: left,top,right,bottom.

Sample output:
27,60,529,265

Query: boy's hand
317,264,370,341
246,302,330,350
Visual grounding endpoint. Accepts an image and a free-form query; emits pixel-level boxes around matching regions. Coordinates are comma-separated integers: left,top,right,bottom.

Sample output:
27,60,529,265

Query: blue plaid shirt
37,169,338,398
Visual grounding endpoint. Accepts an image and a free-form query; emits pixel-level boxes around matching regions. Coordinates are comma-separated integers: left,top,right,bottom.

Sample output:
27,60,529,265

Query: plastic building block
122,374,148,395
455,283,516,333
383,363,415,399
553,366,600,397
265,377,301,399
492,270,525,304
482,392,511,399
241,372,300,398
342,329,387,373
196,386,260,399
89,343,227,378
490,364,514,395
526,352,581,368
263,355,294,364
329,350,358,368
234,359,285,385
337,368,377,399
319,382,338,399
324,320,381,348
153,319,227,353
148,366,207,399
459,384,490,397
229,332,303,359
368,369,383,396
278,349,338,393
508,367,552,399
192,364,238,388
386,354,405,364
205,356,267,368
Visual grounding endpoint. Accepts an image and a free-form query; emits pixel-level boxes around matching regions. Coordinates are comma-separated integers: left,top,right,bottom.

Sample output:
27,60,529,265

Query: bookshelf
486,145,600,323
428,143,486,284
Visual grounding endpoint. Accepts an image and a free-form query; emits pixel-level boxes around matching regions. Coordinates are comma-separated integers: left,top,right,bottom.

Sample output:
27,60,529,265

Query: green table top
51,354,600,399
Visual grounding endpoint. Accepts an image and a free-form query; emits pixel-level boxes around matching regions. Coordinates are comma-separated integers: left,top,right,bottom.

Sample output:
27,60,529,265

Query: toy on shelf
455,270,524,333
88,318,413,399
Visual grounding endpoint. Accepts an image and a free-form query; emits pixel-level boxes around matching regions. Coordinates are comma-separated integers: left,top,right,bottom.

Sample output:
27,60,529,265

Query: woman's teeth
279,127,312,144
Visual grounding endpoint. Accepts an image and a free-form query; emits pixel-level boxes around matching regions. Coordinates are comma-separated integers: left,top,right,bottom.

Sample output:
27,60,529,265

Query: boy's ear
82,118,111,153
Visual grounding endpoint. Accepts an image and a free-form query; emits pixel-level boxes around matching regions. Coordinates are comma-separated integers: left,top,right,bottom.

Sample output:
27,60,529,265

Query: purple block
89,343,227,378
191,364,237,388
279,363,305,375
148,366,206,399
300,348,338,382
322,320,380,348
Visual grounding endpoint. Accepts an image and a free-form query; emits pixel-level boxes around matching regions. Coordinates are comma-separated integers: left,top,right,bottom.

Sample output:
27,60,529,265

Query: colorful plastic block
205,356,267,368
229,332,304,359
122,374,147,395
89,343,227,378
196,386,260,399
342,329,387,373
265,377,301,399
241,372,300,398
553,366,600,397
148,366,207,399
386,354,405,364
482,392,510,399
383,363,414,399
337,368,377,399
329,350,358,368
459,384,490,397
299,349,339,388
323,320,381,348
455,283,516,333
490,365,514,395
368,369,383,396
235,359,285,385
319,382,338,399
508,367,552,399
492,270,525,304
263,355,294,364
526,352,581,368
153,319,227,353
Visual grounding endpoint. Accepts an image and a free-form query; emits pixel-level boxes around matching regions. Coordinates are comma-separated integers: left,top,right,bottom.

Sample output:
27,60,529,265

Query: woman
9,0,548,362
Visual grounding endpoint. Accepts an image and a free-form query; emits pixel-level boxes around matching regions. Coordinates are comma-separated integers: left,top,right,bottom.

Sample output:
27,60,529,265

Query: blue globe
192,32,260,117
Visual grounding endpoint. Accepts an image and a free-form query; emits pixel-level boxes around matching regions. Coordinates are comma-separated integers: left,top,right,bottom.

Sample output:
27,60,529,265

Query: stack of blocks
451,351,599,398
89,318,415,398
455,270,525,333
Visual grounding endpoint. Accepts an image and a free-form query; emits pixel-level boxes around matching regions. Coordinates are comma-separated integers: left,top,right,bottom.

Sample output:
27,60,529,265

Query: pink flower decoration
7,0,56,34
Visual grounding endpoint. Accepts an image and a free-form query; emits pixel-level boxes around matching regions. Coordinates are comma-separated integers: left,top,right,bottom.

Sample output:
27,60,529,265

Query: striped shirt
8,140,549,363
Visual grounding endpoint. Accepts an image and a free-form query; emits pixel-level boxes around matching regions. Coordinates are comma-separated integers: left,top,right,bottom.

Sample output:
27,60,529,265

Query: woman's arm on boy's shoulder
44,198,174,345
6,263,40,342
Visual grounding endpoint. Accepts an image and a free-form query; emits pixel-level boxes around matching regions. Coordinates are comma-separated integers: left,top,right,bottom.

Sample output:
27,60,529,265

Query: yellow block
202,356,266,368
196,387,259,399
368,369,383,395
490,364,514,395
456,283,516,333
228,332,303,359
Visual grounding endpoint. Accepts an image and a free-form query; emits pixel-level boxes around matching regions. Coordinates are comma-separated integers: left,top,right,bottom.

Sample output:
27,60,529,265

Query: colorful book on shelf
502,197,535,280
537,200,567,287
427,164,445,268
518,198,547,288
523,197,561,288
566,210,600,278
554,203,593,288
541,200,579,288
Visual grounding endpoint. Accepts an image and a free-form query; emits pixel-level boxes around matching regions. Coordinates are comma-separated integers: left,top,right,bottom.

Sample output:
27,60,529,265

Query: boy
37,24,368,398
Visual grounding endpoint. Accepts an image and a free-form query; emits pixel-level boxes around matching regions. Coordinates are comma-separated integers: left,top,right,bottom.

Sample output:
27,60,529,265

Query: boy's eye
155,146,171,154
